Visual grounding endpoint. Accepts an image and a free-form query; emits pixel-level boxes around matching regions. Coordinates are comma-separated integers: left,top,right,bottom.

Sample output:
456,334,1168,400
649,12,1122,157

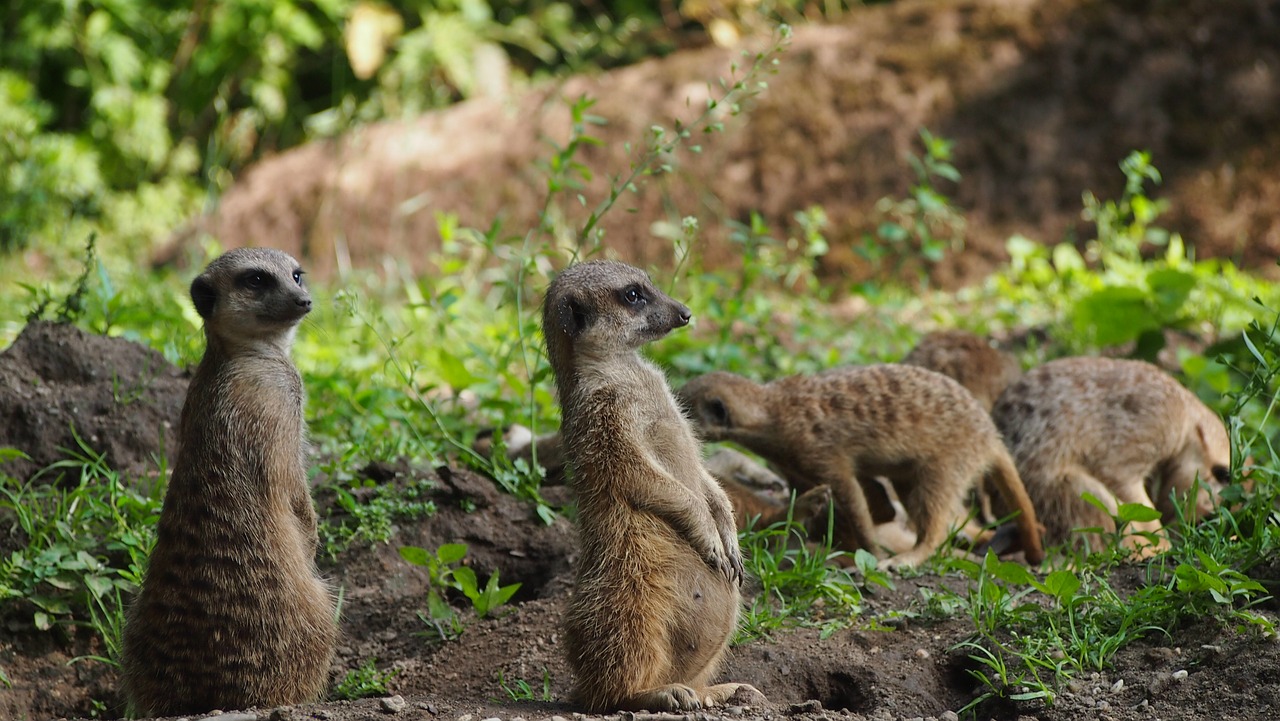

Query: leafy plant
332,658,401,700
399,542,521,642
318,473,438,559
496,667,552,702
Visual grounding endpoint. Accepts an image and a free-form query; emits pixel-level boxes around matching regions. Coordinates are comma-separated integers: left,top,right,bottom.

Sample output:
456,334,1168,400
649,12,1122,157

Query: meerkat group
122,249,337,716
118,250,1234,715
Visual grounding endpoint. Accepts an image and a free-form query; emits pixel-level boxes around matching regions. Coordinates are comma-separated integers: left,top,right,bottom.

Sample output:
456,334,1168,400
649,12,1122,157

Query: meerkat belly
568,513,737,679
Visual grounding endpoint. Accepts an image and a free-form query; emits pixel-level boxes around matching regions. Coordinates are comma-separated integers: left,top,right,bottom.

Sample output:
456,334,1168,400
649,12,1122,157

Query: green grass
331,658,400,700
0,35,1278,716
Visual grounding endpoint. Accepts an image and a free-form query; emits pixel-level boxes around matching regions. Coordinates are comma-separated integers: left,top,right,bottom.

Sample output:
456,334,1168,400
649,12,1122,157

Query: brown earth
161,0,1280,289
3,323,1280,721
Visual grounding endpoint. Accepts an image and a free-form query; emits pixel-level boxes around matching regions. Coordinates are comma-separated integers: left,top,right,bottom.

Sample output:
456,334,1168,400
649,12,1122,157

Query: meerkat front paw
631,683,703,711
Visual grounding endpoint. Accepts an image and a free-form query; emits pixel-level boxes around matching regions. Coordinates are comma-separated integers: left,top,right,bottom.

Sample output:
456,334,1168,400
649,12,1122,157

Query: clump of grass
317,472,438,559
738,502,893,640
496,667,552,702
0,431,161,666
332,658,400,700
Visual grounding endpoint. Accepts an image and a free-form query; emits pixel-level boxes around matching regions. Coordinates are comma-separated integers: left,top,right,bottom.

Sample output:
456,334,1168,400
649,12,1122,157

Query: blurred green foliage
0,0,857,254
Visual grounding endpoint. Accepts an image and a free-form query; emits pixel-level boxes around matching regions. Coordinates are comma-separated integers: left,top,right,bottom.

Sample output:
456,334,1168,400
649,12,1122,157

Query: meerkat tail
989,452,1045,564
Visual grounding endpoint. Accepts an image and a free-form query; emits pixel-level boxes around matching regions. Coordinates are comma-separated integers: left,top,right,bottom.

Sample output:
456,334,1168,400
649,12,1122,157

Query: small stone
458,715,473,721
1110,679,1124,693
914,648,930,660
551,717,568,721
315,713,334,721
269,708,295,721
1144,648,1176,666
762,649,777,662
380,695,407,714
780,664,792,676
1096,700,1110,711
788,700,822,714
1172,669,1188,680
905,717,924,721
1134,699,1150,710
940,712,960,721
481,717,501,721
725,706,745,716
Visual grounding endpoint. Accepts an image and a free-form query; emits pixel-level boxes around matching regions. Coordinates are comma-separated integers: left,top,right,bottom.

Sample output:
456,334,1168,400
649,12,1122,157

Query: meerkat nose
297,297,312,311
675,304,692,326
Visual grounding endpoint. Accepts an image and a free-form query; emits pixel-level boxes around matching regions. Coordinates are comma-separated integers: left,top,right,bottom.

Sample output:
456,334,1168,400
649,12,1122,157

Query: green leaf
452,566,479,598
1115,502,1162,524
1073,286,1158,346
1146,268,1196,315
434,348,479,390
437,543,469,564
398,546,431,566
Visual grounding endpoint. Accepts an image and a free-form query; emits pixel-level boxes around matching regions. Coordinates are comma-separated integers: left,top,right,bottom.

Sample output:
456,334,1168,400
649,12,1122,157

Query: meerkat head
677,372,770,440
189,248,312,354
542,260,691,368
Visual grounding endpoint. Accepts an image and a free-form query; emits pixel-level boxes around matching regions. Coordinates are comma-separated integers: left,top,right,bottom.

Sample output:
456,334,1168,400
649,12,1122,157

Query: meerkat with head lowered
122,249,337,716
991,356,1230,555
543,260,763,712
679,365,1046,569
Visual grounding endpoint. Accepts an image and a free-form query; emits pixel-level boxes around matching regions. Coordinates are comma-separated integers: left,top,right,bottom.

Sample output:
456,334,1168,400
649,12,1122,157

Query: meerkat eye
1211,465,1231,484
622,285,646,307
292,269,304,285
236,270,276,291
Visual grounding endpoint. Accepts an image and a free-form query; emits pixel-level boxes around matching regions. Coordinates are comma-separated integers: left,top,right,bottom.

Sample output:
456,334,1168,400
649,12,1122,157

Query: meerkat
122,248,338,716
900,330,1022,411
678,365,1046,569
900,329,1024,538
991,356,1230,556
543,260,763,712
705,447,833,529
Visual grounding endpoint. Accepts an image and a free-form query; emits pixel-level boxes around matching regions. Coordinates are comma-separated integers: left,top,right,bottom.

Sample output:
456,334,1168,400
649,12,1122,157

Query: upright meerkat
122,249,338,716
679,365,1046,568
991,356,1230,555
543,260,763,712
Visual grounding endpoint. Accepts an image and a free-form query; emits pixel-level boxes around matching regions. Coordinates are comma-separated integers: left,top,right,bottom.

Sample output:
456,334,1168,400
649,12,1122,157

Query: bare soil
2,322,1279,721
160,0,1280,289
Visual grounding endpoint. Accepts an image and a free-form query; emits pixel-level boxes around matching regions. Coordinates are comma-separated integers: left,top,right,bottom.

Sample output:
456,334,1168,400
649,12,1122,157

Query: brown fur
705,448,834,530
543,260,763,712
900,330,1021,411
992,356,1230,555
678,365,1045,569
122,249,338,716
900,329,1023,535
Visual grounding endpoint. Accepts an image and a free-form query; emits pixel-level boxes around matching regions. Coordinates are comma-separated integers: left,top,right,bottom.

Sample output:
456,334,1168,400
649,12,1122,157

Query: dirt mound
0,321,188,481
165,0,1280,288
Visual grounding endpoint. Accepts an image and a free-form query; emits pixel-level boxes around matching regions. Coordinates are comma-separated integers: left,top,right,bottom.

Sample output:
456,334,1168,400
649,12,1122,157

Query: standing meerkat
543,260,763,712
678,365,1046,569
122,248,338,716
991,356,1230,555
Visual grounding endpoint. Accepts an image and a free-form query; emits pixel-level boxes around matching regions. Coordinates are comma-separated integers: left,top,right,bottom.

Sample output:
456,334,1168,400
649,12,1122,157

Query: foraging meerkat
678,365,1046,569
122,249,338,716
991,356,1230,555
543,260,763,712
901,329,1024,536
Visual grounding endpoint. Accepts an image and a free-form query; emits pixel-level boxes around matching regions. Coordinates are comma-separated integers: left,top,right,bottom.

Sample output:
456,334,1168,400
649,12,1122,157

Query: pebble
940,712,960,721
914,648,930,660
1172,669,1188,680
1096,700,1110,711
551,717,569,721
788,700,822,714
725,707,745,717
380,695,407,714
481,717,501,721
459,714,474,721
1110,679,1124,693
269,708,295,721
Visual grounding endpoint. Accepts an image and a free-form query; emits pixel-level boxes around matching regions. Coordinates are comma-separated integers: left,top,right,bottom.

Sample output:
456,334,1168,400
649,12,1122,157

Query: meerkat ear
190,276,217,319
557,295,589,337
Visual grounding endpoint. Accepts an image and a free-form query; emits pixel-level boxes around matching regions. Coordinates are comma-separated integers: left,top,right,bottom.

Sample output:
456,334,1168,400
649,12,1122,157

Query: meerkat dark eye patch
705,398,731,427
292,269,304,285
235,269,276,291
1211,465,1231,484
